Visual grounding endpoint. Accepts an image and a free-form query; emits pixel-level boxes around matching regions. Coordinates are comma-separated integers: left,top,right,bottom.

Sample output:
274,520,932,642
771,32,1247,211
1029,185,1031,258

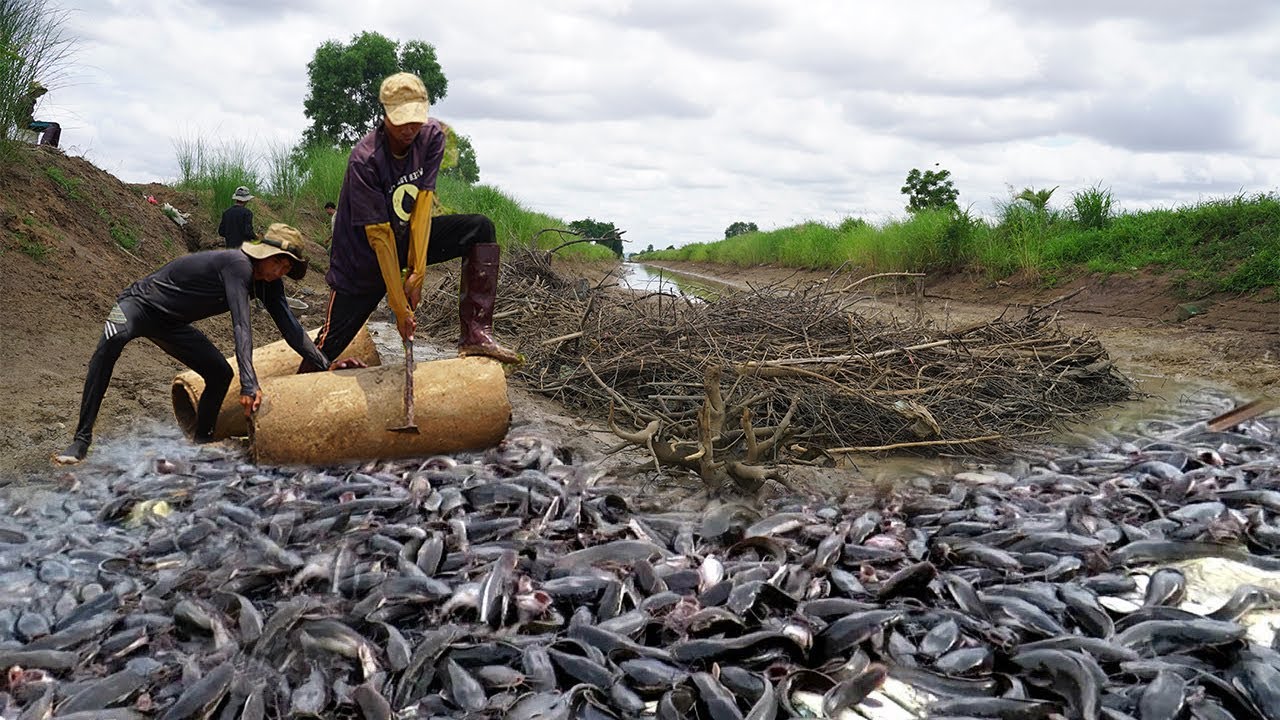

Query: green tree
569,218,624,257
302,32,448,147
1016,185,1058,213
441,131,479,184
901,164,959,214
724,221,758,239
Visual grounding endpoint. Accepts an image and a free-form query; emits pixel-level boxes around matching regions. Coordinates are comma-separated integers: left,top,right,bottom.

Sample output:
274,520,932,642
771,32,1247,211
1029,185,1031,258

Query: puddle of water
614,263,736,301
367,319,455,364
1053,371,1241,448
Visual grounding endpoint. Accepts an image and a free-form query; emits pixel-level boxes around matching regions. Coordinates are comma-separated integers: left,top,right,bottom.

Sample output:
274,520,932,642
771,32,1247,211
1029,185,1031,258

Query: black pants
29,121,60,148
302,214,495,370
72,299,232,444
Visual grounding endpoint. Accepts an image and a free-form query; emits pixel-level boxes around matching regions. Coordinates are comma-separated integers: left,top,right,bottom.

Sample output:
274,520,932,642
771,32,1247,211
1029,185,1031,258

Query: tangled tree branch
417,248,1140,494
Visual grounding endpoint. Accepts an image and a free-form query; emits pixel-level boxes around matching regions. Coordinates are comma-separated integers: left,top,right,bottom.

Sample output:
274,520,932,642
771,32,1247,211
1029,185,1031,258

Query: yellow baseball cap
380,72,429,126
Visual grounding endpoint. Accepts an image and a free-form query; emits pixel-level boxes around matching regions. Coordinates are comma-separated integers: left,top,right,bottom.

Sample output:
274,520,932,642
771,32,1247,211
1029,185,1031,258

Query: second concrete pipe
171,326,381,440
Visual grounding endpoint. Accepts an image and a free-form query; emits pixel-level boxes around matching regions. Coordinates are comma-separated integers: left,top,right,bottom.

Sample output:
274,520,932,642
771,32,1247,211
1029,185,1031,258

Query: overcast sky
39,0,1280,249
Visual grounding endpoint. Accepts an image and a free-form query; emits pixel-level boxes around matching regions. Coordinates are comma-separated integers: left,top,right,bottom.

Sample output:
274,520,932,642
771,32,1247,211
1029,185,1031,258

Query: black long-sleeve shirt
218,204,255,248
118,249,329,395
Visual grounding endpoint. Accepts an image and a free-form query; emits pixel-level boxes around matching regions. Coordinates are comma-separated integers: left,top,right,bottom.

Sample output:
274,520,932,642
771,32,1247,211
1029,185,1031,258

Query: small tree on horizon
725,221,758,239
569,218,624,257
441,131,479,184
901,164,960,214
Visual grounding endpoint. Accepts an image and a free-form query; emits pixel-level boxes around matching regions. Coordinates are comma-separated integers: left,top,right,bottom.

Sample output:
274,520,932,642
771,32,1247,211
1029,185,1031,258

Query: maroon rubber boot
458,243,521,364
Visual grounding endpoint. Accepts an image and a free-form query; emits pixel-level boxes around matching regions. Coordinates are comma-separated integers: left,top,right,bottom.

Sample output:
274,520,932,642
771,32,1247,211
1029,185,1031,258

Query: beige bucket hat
241,223,308,280
380,72,429,126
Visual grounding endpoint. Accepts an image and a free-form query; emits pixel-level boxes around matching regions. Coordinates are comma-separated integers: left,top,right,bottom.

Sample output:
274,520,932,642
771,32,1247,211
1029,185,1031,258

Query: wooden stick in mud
1207,398,1280,432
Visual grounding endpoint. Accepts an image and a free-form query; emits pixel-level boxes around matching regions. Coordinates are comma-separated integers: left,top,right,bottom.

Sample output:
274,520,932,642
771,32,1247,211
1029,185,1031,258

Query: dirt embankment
0,147,339,482
1,145,1277,483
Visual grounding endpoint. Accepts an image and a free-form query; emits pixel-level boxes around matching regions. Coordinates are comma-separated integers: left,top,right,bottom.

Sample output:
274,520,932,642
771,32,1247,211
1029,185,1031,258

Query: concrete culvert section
171,325,382,440
249,356,511,465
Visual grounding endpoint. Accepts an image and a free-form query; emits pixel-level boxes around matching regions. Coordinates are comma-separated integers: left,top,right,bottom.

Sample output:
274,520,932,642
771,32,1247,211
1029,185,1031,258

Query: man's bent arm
262,282,331,371
222,268,260,396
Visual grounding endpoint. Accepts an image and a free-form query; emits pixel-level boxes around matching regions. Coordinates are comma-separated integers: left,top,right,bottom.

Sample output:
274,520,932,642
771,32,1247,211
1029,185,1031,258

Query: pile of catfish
3,410,1280,719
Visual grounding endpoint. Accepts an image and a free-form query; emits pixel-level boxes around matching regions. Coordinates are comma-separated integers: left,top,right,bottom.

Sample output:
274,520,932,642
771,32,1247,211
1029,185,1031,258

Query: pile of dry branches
418,248,1138,492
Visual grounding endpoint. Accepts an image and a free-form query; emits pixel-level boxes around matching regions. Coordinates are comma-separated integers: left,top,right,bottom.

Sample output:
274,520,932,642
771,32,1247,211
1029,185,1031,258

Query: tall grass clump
264,141,304,200
773,222,851,268
709,227,777,266
296,144,349,208
868,209,979,272
1070,184,1115,230
173,134,261,226
0,0,76,159
971,194,1059,277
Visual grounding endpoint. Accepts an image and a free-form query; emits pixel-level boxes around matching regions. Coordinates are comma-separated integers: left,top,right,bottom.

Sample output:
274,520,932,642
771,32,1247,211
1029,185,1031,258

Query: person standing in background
324,201,337,244
218,186,257,249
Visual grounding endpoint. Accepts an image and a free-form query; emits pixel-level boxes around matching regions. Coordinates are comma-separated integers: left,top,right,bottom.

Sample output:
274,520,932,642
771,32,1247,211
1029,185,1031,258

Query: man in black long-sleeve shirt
54,224,364,465
217,186,257,249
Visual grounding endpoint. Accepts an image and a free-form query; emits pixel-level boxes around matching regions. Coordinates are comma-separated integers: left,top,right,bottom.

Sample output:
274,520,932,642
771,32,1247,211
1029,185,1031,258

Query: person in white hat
218,185,258,249
53,224,365,465
300,71,519,374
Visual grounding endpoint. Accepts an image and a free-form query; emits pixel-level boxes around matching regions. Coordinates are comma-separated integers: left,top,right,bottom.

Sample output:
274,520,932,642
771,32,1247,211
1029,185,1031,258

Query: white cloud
29,0,1280,248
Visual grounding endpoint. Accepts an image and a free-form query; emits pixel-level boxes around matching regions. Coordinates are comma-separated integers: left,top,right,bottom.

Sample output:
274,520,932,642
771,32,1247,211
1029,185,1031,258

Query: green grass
638,189,1280,295
17,216,50,260
172,134,262,226
645,209,983,273
297,144,347,210
109,220,138,250
19,234,48,260
44,165,79,199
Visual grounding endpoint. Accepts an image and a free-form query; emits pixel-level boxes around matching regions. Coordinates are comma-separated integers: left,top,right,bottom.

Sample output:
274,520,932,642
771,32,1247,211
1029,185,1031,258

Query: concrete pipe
249,356,511,466
171,326,381,440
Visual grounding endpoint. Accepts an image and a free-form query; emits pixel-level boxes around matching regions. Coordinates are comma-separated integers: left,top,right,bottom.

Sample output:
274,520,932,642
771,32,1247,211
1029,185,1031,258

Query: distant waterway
614,262,740,301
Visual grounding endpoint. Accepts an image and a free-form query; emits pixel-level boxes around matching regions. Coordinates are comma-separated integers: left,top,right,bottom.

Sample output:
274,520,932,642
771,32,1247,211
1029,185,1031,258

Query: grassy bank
171,137,614,260
638,189,1280,298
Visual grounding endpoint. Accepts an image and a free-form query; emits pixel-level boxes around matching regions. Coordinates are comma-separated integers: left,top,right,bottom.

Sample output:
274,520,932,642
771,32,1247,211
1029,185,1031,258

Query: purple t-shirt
327,121,447,294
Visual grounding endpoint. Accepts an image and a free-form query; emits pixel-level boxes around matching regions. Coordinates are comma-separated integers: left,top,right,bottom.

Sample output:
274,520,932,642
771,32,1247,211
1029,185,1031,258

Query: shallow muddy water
615,262,739,301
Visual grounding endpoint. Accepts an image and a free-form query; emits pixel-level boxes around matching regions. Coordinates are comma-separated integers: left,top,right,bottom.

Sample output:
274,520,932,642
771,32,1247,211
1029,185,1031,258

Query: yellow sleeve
364,223,412,326
405,189,434,299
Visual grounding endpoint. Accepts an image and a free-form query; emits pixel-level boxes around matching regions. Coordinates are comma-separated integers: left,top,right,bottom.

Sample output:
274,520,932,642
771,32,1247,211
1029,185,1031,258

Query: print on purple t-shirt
326,120,447,295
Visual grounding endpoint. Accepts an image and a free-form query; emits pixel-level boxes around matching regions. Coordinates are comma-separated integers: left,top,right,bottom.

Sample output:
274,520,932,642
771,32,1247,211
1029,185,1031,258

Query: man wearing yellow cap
301,72,519,373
